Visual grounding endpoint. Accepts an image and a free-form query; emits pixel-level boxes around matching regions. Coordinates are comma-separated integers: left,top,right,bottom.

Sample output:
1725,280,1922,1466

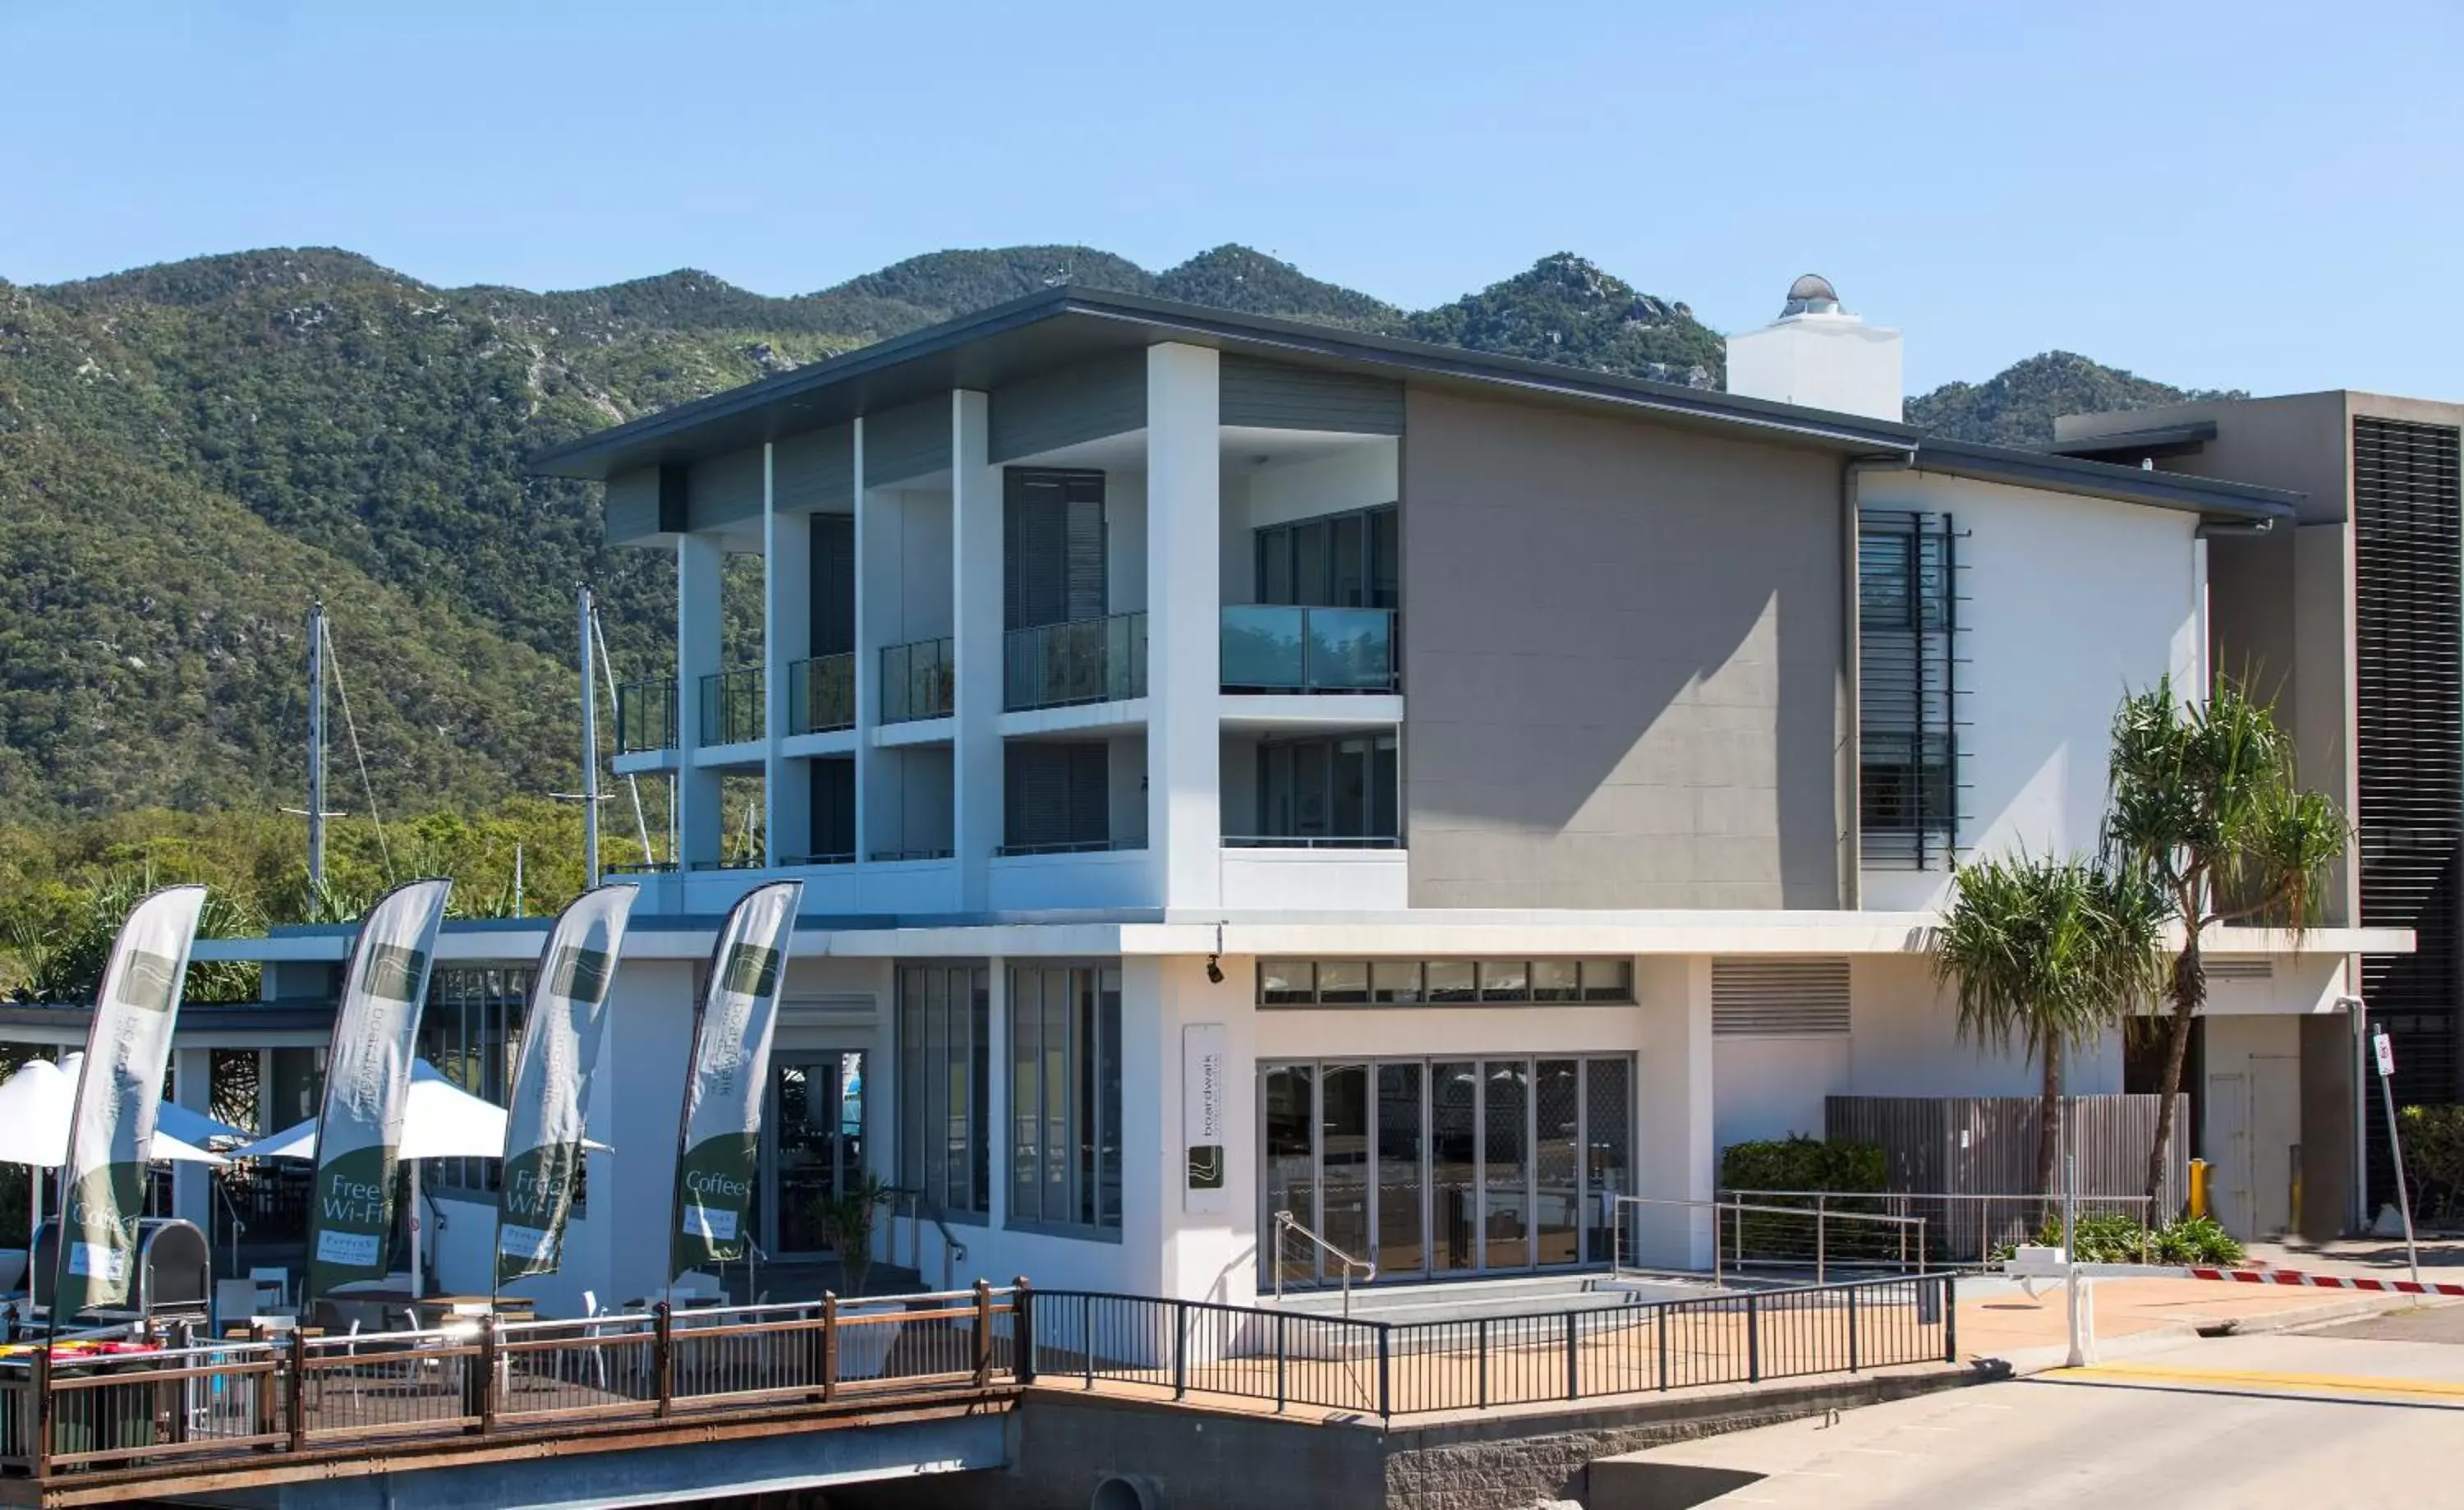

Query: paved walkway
1592,1308,2464,1508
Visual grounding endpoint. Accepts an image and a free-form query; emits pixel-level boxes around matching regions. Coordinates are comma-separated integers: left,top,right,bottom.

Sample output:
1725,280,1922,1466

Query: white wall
1712,1036,1850,1153
2202,1015,2302,1241
863,486,953,644
1861,472,2203,911
986,851,1156,911
1218,850,1409,910
1724,315,1903,422
1845,955,2120,1098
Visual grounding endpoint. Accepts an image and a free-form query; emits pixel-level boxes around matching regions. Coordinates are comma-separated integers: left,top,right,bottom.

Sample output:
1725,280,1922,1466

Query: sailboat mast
579,583,601,886
306,601,328,890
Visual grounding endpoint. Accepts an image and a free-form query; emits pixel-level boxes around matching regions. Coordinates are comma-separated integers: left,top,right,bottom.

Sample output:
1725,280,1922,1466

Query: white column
172,1046,213,1233
950,391,1003,909
852,419,876,868
1146,344,1224,910
675,532,724,869
764,443,814,866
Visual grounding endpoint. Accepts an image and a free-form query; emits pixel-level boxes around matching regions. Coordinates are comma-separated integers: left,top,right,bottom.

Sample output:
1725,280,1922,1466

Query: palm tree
2105,674,2347,1209
1932,855,2163,1213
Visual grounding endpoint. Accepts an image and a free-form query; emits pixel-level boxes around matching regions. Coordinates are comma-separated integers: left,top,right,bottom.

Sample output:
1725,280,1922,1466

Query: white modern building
5,279,2405,1315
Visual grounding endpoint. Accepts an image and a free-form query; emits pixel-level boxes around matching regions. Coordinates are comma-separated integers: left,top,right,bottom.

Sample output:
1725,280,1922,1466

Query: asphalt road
1595,1305,2464,1509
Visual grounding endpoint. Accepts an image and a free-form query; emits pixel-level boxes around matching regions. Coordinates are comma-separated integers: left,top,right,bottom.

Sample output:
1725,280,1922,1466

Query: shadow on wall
1400,388,1845,908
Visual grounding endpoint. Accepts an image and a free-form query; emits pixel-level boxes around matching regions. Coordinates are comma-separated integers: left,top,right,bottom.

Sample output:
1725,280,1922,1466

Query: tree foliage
2103,674,2349,1208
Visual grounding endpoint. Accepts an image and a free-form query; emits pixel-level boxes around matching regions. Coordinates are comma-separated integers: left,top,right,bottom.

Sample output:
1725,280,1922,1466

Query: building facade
7,284,2407,1317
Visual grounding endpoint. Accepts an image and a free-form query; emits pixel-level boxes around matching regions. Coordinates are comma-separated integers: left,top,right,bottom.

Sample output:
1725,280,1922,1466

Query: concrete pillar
172,1046,213,1238
764,442,814,866
675,532,724,870
950,391,1003,909
1145,344,1223,910
1144,955,1257,1306
1634,956,1717,1270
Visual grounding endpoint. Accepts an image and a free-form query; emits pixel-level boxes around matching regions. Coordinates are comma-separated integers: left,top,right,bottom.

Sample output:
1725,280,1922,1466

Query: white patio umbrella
230,1060,607,1298
0,1054,228,1246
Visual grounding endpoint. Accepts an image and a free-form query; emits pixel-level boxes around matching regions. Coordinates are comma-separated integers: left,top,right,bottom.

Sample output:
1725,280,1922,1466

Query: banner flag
303,877,453,1299
52,885,209,1318
670,881,802,1278
494,883,637,1283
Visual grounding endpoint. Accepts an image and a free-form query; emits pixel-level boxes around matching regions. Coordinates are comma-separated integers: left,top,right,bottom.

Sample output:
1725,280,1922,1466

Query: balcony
616,677,678,753
1221,606,1398,693
787,653,856,735
880,637,954,724
700,665,764,747
1004,611,1147,711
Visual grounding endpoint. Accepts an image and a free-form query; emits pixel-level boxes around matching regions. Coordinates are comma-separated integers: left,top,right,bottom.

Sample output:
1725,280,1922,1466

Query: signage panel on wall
1184,1023,1228,1213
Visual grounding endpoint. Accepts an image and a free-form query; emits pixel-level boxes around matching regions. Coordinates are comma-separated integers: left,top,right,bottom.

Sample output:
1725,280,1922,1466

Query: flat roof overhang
188,914,2411,964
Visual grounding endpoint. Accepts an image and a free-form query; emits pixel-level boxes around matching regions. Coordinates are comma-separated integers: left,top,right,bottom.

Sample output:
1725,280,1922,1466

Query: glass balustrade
880,637,954,724
1221,606,1398,693
787,652,856,735
699,665,765,746
615,677,677,753
1004,611,1148,711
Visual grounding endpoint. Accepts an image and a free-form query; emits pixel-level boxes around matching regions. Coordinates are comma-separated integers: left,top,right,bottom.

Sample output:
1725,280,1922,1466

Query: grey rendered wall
865,396,951,486
605,467,660,543
1221,355,1404,433
776,423,855,511
990,350,1147,463
1400,386,1846,909
687,446,764,530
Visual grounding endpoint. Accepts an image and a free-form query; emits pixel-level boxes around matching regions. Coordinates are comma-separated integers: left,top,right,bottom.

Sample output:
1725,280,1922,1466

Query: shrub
2002,1212,2245,1266
1719,1135,1886,1195
2397,1105,2464,1221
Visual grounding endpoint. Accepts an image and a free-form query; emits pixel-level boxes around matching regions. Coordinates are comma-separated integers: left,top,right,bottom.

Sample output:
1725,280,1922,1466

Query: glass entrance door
1260,1054,1633,1287
763,1052,867,1257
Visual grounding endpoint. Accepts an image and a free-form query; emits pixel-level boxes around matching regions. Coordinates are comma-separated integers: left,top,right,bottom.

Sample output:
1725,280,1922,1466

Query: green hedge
2399,1105,2464,1220
1720,1135,1886,1195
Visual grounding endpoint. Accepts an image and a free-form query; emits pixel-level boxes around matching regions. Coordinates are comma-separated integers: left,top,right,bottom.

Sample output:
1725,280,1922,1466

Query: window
1004,468,1106,631
1003,742,1114,854
1859,511,1961,867
1009,964,1122,1236
1249,734,1400,845
898,964,990,1220
1255,504,1399,609
1261,959,1636,1007
419,967,533,1198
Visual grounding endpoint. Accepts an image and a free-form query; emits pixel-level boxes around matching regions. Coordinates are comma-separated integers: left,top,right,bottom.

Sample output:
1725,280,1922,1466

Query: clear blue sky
7,0,2458,398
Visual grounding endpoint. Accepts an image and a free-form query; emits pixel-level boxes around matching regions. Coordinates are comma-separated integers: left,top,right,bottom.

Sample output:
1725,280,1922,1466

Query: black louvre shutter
809,515,855,656
1005,468,1106,630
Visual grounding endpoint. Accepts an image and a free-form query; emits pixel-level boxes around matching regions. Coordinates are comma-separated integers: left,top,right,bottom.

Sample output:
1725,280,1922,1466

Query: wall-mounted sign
1184,1023,1228,1214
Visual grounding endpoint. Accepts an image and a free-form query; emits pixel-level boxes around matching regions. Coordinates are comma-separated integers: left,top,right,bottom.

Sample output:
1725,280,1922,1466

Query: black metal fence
1022,1273,1954,1419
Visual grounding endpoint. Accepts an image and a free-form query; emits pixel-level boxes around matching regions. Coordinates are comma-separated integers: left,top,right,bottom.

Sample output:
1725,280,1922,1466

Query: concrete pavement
1589,1304,2464,1509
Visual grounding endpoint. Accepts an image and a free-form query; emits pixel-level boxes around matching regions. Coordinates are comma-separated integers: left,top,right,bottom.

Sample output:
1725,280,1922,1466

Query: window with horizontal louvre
1859,510,1962,868
1004,468,1106,631
1712,958,1851,1037
2354,415,2463,1118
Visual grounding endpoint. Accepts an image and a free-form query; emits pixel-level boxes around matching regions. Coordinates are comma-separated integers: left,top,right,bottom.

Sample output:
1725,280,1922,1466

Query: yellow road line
2051,1362,2464,1402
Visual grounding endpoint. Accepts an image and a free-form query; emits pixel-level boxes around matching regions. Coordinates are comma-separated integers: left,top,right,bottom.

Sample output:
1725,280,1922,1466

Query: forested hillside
0,241,2217,831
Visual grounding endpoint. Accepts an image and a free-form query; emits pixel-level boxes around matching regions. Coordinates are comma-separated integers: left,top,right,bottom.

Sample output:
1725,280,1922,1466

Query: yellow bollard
2188,1158,2209,1220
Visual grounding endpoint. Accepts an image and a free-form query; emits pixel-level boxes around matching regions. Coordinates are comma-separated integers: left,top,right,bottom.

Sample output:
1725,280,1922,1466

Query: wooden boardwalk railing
0,1282,1018,1483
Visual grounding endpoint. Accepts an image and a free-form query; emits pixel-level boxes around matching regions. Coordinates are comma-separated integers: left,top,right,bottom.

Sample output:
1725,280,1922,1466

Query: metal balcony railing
699,665,764,747
787,652,856,735
1004,610,1147,711
880,637,954,724
1221,605,1398,693
615,677,678,753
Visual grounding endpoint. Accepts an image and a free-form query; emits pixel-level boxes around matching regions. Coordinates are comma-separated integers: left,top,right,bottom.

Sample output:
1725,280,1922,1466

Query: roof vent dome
1781,274,1842,318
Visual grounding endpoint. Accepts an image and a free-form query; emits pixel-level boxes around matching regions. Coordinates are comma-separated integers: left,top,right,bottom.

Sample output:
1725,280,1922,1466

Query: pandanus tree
1932,855,2163,1213
2105,674,2347,1210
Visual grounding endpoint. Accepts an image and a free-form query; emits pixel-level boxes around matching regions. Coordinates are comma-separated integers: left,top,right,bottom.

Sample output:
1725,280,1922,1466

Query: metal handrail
1722,1189,2158,1268
890,1186,970,1292
1271,1209,1376,1317
1611,1194,1928,1287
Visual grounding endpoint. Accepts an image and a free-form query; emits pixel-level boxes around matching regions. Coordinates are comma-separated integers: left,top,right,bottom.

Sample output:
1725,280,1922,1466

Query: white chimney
1725,274,1904,422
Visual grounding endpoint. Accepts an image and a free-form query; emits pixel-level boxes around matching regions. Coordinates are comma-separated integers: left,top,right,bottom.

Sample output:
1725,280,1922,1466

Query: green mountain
1903,350,2241,449
0,242,2208,823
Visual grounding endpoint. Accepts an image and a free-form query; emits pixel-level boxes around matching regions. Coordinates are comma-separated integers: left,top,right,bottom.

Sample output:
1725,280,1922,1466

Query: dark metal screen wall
1858,511,1965,868
2354,416,2464,1110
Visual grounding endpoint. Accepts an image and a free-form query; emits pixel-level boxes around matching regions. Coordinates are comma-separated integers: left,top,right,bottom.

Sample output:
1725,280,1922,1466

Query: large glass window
1255,504,1400,610
1249,735,1399,845
1009,964,1122,1236
420,967,531,1197
898,964,990,1220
